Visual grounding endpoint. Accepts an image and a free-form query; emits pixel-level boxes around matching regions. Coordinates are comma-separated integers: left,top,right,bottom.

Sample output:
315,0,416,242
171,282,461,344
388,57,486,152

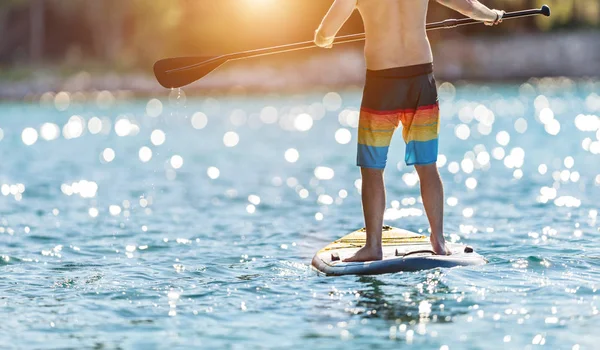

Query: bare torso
356,0,433,70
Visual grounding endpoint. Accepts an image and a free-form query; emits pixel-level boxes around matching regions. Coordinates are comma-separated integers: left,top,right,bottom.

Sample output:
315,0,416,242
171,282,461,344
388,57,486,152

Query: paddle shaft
167,6,550,75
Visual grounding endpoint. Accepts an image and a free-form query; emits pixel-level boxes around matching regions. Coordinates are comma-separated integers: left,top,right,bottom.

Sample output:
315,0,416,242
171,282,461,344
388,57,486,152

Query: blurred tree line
0,0,598,70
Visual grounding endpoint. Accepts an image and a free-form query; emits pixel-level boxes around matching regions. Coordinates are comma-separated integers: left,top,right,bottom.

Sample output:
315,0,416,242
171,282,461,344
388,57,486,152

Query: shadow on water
352,273,472,324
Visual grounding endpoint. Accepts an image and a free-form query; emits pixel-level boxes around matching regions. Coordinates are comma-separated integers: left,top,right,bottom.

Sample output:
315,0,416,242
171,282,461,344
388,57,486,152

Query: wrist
314,29,334,47
492,9,503,23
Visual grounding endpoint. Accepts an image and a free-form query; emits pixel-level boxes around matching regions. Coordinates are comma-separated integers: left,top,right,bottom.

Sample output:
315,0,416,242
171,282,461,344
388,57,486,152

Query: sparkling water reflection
1,80,599,349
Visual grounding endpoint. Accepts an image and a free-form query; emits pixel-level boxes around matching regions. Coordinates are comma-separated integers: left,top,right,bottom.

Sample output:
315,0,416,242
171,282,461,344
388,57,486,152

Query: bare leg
343,167,385,262
414,163,449,255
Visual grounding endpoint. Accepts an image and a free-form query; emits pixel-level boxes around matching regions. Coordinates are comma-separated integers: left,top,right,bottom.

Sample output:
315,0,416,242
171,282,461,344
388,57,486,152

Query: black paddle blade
540,5,551,17
153,56,225,88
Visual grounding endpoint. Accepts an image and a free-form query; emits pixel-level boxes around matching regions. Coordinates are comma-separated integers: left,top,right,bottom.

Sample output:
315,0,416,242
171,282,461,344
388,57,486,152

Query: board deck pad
311,226,487,276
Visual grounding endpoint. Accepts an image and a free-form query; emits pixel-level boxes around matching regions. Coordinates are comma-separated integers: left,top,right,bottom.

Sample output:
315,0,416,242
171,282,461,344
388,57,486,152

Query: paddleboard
311,226,487,276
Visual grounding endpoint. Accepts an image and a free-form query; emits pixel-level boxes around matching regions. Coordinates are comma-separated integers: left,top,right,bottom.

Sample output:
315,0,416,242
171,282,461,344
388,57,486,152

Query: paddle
154,5,551,89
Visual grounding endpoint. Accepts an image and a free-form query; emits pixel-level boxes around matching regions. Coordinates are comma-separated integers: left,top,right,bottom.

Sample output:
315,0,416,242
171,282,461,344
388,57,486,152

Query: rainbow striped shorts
357,63,440,168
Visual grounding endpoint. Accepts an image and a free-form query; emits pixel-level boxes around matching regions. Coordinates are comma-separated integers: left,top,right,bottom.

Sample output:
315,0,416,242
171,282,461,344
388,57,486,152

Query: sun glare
247,0,274,5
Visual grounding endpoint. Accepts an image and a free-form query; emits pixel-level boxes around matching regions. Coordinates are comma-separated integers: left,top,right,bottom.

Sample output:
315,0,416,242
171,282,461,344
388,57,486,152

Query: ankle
430,232,445,240
429,227,443,235
364,241,382,251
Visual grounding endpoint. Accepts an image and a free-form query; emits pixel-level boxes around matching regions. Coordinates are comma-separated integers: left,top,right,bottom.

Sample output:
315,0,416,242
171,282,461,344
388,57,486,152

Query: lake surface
1,79,600,349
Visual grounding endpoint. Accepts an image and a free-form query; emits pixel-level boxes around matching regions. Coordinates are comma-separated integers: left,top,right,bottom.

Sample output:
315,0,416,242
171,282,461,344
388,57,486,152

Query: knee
414,163,439,178
360,167,384,178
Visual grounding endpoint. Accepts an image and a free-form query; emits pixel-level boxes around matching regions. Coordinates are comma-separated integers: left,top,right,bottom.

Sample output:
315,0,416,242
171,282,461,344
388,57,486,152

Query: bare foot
343,245,383,262
430,235,451,255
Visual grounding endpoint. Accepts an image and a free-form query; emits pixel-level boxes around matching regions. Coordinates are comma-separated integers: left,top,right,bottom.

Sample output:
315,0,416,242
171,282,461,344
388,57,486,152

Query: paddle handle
224,5,550,63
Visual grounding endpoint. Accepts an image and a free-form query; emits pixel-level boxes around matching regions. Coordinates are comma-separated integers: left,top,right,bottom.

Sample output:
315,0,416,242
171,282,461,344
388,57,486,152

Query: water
1,80,600,349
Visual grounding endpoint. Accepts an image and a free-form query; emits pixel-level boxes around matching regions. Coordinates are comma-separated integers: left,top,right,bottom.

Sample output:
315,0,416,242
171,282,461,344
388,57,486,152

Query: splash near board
311,226,486,276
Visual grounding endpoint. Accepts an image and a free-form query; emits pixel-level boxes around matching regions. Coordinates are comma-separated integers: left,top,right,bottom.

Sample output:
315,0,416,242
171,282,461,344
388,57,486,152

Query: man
314,0,504,262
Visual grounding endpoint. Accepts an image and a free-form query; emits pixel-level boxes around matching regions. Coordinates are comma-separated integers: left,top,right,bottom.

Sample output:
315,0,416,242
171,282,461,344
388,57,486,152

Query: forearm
314,0,356,48
467,0,499,21
437,0,498,22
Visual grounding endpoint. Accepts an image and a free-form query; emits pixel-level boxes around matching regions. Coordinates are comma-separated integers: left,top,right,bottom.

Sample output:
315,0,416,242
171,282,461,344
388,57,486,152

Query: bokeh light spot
455,124,470,140
40,123,60,141
96,90,115,109
207,167,220,179
65,115,85,139
114,118,132,137
260,106,278,124
54,91,71,111
323,92,342,111
463,208,474,218
461,159,474,174
466,177,478,189
492,147,505,160
139,146,152,163
448,162,460,174
102,148,115,162
146,98,163,117
335,128,352,144
192,112,208,129
515,118,528,133
564,156,574,169
21,128,38,146
151,129,166,146
168,89,186,107
109,205,122,216
437,154,447,168
294,113,313,132
88,117,103,134
496,131,510,146
285,148,299,163
89,208,99,218
223,131,240,147
170,155,184,169
539,108,554,124
314,166,335,180
545,119,561,135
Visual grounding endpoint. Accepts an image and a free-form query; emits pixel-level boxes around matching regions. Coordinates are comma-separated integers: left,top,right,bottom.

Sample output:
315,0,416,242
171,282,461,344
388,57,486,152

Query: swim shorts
357,63,440,168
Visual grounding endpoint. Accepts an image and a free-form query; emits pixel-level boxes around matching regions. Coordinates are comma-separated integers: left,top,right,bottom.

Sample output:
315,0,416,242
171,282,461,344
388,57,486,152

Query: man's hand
485,9,505,26
314,29,334,48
